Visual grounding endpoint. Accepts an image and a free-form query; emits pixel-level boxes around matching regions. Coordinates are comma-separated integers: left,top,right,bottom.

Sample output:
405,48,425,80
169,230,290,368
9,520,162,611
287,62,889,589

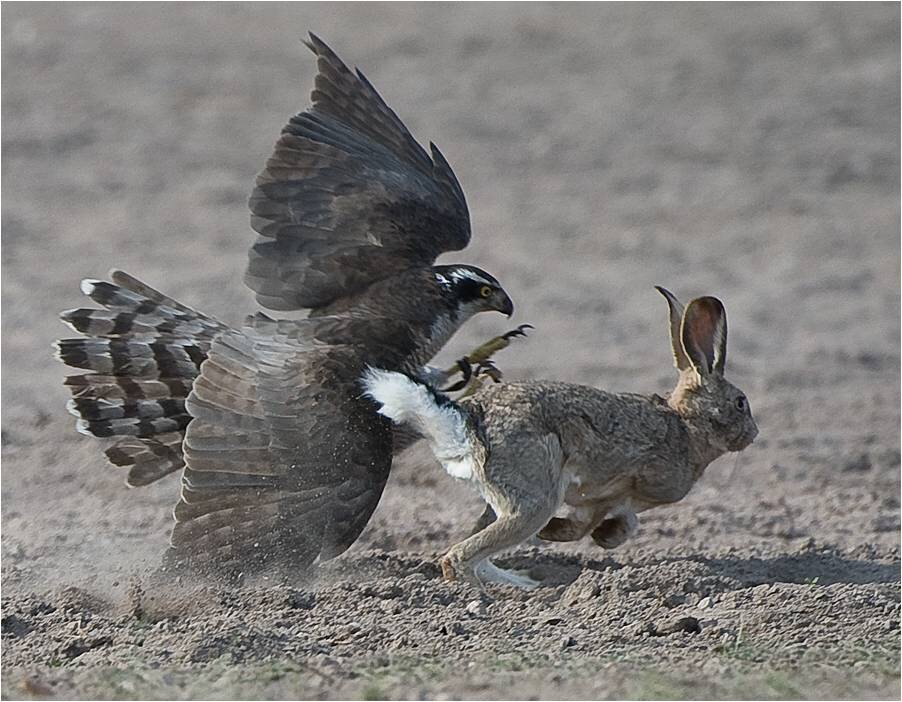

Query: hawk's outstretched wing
169,320,392,573
246,33,471,311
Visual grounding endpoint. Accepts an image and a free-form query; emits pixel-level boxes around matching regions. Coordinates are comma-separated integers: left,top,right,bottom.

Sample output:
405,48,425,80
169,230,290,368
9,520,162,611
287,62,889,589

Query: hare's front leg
537,504,638,548
536,504,601,542
538,516,592,541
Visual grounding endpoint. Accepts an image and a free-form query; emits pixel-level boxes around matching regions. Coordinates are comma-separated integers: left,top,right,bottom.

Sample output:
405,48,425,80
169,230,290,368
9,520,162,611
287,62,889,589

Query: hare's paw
591,511,639,549
475,559,540,590
439,554,460,582
441,554,497,599
538,516,591,542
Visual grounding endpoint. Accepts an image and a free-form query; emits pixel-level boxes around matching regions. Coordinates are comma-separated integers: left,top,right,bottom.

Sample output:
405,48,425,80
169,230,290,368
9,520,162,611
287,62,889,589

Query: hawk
55,34,519,576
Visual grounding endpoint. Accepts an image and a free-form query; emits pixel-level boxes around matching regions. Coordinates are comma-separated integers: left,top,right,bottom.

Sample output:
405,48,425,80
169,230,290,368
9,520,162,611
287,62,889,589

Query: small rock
648,616,702,636
450,621,467,636
285,591,316,610
684,592,700,607
562,573,602,606
560,635,577,649
361,583,403,600
669,616,702,634
663,593,685,608
697,596,712,610
1,615,33,639
59,636,112,660
543,616,563,626
465,600,486,616
632,621,653,637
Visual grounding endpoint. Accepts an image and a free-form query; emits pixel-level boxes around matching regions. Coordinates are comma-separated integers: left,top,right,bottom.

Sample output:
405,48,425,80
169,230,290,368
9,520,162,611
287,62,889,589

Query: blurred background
2,2,899,583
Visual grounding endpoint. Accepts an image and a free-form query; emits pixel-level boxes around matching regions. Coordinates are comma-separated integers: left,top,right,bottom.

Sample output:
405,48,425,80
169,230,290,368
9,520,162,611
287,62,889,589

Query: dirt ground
2,3,900,700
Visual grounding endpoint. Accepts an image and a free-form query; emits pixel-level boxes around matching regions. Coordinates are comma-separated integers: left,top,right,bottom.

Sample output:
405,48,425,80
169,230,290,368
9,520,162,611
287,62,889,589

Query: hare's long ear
680,297,727,377
655,286,690,371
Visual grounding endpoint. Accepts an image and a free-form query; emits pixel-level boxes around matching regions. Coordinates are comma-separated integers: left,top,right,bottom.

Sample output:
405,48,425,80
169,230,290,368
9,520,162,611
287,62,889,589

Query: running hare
363,288,758,589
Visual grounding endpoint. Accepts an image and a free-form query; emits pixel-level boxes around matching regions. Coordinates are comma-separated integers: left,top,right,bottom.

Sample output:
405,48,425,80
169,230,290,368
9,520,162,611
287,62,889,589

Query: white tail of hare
363,288,758,589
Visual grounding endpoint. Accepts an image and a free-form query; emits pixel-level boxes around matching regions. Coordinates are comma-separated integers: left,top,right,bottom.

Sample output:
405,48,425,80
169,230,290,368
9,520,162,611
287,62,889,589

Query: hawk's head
433,265,514,318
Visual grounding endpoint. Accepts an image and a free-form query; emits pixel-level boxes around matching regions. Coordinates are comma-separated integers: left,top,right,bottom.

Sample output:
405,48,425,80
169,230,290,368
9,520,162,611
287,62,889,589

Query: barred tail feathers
56,272,228,486
60,271,228,340
361,368,478,480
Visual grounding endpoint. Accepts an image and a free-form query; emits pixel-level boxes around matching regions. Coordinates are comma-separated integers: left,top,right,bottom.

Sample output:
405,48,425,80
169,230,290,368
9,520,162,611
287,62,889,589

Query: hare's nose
746,423,759,444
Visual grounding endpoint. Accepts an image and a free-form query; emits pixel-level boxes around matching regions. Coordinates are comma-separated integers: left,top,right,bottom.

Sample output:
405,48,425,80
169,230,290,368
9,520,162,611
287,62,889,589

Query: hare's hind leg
441,504,558,590
474,559,539,589
442,433,564,590
468,504,497,536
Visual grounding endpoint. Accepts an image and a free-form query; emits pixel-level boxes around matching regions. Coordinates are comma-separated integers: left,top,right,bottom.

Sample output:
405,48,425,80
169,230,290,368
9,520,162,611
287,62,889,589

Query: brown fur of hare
363,287,758,590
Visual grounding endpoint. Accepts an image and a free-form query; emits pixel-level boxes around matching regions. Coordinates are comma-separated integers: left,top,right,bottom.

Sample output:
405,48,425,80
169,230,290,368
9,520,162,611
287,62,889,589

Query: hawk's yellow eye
479,285,493,298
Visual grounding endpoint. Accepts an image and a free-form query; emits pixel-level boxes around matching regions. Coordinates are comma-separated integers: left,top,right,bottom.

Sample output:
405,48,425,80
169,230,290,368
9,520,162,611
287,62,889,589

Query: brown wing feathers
166,325,393,573
246,33,471,311
304,33,434,173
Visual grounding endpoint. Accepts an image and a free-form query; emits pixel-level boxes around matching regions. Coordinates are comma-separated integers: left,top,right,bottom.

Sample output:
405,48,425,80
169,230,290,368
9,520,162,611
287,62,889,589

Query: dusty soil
2,3,899,700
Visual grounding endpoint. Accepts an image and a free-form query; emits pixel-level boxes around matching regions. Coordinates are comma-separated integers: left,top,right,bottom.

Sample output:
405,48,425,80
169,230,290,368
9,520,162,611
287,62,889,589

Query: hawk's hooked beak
494,290,514,318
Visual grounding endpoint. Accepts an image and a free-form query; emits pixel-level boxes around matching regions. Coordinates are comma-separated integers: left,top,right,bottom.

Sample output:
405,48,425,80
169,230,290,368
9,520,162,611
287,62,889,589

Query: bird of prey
55,34,523,577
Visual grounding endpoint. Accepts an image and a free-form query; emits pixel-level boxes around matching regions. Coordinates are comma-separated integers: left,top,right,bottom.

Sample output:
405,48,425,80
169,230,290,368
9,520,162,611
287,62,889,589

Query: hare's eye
735,396,747,411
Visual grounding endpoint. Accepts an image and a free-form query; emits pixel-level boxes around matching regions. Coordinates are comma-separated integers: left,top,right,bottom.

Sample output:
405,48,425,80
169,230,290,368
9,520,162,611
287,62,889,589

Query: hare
362,287,758,589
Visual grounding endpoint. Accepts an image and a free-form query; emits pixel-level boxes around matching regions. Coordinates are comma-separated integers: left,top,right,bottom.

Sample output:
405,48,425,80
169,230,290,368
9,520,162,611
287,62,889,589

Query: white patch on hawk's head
434,265,500,289
448,267,495,286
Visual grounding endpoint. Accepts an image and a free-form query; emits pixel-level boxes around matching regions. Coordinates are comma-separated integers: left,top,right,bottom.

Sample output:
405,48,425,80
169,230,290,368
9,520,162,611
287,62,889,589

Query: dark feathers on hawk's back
247,32,472,311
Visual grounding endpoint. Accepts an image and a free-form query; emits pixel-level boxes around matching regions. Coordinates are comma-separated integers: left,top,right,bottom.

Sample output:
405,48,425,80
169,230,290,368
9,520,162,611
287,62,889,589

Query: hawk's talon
440,358,472,393
440,324,533,395
475,360,503,383
462,323,535,365
501,324,534,342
